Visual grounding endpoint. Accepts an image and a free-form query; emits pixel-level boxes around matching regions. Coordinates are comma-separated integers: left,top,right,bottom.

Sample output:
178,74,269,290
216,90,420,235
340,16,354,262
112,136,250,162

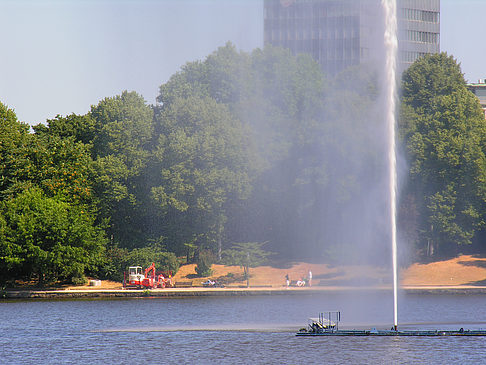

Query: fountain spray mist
382,0,398,331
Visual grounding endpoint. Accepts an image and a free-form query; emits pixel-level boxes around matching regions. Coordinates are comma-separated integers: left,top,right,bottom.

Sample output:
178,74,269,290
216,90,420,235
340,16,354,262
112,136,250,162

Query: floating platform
296,311,486,336
296,329,486,336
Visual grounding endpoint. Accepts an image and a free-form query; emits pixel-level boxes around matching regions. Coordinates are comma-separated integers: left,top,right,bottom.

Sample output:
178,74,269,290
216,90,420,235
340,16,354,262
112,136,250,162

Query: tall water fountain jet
382,0,398,331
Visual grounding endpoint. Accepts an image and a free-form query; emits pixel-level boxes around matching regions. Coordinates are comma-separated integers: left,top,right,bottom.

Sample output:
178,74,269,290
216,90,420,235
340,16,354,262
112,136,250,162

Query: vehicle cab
128,266,144,286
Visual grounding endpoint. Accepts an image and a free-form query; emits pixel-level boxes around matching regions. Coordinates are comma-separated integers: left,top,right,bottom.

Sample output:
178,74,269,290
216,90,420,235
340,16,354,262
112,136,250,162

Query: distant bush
69,262,88,285
71,275,87,286
195,249,215,277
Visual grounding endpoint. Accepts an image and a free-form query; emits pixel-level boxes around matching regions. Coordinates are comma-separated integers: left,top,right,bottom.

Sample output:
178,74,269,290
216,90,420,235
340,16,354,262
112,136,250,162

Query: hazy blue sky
1,0,484,124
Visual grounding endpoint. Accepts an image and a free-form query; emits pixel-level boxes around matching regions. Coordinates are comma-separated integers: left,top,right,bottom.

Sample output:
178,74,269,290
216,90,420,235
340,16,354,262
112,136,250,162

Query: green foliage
152,92,252,253
34,113,96,145
71,274,88,286
7,43,486,284
89,91,154,248
31,135,94,204
156,43,335,259
0,187,106,285
400,53,486,256
222,242,272,268
0,103,35,200
1,106,94,206
154,43,393,260
91,91,153,159
221,242,272,286
195,249,215,277
401,53,465,113
0,101,21,125
0,105,107,285
184,243,197,263
127,246,179,273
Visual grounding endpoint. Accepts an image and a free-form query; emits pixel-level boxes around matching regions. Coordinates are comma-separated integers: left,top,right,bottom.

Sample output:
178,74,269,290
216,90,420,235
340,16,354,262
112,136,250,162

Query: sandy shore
5,284,486,299
5,254,486,299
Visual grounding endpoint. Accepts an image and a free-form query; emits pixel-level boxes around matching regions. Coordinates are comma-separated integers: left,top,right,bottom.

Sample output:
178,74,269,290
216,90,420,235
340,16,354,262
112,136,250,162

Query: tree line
1,44,485,285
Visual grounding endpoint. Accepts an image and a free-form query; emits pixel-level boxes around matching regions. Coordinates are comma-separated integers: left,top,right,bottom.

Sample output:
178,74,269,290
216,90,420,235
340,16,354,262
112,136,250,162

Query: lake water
2,291,486,364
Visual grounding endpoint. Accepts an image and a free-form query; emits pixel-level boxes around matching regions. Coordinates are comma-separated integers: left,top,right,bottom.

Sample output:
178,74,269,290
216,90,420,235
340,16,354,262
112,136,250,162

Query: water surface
2,292,486,364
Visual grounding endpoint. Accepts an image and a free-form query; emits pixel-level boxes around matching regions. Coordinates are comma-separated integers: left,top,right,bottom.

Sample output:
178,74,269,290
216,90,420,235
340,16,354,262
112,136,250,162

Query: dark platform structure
296,311,486,337
297,329,486,336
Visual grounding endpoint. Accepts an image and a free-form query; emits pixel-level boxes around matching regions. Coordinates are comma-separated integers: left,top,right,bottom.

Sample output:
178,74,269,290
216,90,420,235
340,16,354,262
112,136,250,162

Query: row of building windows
270,38,361,62
266,3,438,23
401,51,428,63
401,8,439,23
266,26,359,41
265,2,359,20
265,16,359,28
270,38,360,59
406,30,439,44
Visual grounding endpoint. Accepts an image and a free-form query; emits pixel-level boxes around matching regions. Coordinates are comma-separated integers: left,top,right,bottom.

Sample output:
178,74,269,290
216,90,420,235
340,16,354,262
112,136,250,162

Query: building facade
264,0,440,76
468,81,486,119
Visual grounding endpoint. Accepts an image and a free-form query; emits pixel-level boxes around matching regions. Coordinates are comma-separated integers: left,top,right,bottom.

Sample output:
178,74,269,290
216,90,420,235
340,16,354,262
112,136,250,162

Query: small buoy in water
89,280,101,287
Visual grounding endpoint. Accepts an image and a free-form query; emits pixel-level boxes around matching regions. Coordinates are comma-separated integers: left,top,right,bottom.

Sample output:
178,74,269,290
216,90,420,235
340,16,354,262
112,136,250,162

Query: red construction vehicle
125,266,144,288
141,262,167,289
124,263,173,289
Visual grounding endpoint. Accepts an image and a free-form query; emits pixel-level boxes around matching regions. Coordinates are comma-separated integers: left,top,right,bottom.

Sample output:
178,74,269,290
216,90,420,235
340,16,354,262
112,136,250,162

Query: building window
401,8,439,23
401,51,428,63
406,30,439,44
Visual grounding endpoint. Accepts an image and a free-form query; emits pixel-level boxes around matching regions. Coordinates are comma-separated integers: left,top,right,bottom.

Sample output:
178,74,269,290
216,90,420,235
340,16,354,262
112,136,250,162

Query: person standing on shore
308,269,312,287
285,274,290,288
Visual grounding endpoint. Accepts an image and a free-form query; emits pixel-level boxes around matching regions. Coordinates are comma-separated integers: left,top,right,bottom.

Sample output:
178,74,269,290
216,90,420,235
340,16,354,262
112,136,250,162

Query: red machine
142,262,167,289
124,263,173,289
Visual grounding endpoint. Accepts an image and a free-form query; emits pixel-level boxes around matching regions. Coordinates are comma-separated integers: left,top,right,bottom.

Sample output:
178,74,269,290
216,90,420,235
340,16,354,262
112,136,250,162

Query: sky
0,0,484,125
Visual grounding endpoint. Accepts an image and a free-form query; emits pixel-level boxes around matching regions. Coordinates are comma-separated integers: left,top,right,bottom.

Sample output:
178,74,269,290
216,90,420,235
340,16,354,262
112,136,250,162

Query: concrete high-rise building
398,0,440,70
264,0,440,76
468,80,486,119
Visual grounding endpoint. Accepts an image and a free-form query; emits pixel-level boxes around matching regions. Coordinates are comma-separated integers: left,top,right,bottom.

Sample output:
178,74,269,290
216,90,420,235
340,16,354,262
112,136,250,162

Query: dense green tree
157,44,331,258
400,53,486,256
152,95,252,256
155,43,392,261
29,134,94,205
194,249,215,277
0,103,34,199
89,91,154,247
0,103,108,285
0,188,106,285
36,92,155,248
34,113,96,145
12,45,486,285
2,105,92,205
91,91,153,160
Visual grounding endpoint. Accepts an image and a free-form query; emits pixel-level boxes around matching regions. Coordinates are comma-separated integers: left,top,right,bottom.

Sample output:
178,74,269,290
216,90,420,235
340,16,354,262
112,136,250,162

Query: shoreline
4,285,486,299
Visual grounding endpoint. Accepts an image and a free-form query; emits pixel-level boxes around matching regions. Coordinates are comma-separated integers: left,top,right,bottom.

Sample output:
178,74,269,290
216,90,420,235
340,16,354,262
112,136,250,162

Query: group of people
201,279,225,288
285,270,312,287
